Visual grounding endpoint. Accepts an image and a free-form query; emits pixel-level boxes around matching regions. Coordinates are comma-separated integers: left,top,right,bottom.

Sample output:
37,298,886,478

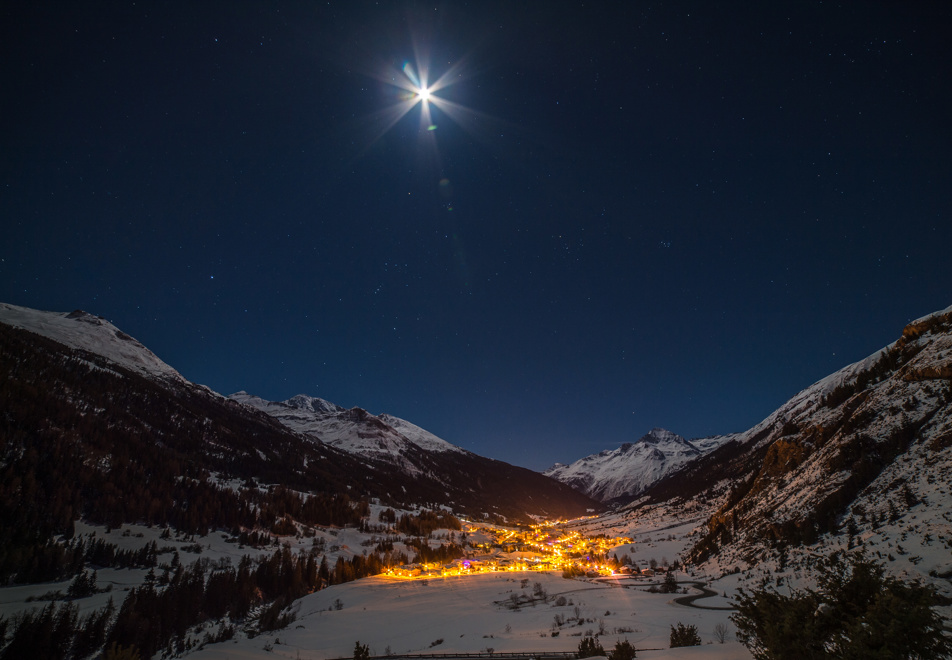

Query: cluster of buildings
384,521,634,580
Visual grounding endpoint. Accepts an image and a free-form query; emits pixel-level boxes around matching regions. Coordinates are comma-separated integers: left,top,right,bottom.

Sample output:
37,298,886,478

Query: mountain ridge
0,302,186,384
230,391,466,474
0,302,601,527
2,299,950,637
624,305,952,589
544,427,732,502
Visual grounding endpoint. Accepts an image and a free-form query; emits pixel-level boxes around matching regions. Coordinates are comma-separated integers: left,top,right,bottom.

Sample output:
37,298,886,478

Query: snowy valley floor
190,571,750,660
4,504,948,658
0,517,752,660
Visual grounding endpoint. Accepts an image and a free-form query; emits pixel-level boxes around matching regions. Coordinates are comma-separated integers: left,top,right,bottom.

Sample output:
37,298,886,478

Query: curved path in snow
591,576,736,611
671,581,736,610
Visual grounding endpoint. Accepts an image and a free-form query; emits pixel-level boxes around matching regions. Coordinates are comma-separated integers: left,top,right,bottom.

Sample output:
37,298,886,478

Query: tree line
0,323,371,584
0,542,410,659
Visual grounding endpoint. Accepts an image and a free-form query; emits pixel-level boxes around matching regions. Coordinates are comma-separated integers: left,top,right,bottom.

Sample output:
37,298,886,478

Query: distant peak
0,302,184,383
285,393,315,407
65,309,106,325
637,427,684,445
284,394,343,414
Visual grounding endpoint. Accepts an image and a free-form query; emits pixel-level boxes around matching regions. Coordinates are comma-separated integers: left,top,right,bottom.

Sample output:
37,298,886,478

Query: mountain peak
65,309,102,322
231,393,466,467
285,394,344,415
0,302,184,383
545,428,730,502
637,427,686,445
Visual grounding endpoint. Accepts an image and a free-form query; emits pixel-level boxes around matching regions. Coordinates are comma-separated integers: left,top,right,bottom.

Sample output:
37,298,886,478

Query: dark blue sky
3,2,950,470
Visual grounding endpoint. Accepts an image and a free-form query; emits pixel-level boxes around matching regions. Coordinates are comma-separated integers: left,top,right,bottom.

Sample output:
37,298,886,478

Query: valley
1,301,951,658
0,511,746,659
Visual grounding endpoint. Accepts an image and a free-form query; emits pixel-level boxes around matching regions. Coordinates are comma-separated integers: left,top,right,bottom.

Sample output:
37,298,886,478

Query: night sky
2,2,950,470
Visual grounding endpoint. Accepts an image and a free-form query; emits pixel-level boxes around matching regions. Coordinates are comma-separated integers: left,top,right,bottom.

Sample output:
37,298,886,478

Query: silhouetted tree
669,622,701,648
607,638,637,660
732,553,951,659
353,641,371,660
659,570,678,593
578,635,604,658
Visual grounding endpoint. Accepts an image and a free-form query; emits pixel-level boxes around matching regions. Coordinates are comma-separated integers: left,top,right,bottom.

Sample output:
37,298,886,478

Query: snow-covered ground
0,516,750,660
6,486,947,658
0,521,292,622
565,482,952,628
189,571,749,660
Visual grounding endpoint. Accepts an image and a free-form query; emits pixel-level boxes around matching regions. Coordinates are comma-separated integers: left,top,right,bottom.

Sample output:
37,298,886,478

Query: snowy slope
378,413,464,454
230,392,464,473
545,428,733,502
0,302,184,383
608,304,952,615
716,301,952,456
0,520,749,660
187,571,748,659
694,304,952,560
228,391,596,520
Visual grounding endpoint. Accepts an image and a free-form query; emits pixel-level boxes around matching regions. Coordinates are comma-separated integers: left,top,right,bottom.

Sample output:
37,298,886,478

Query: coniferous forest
0,323,375,584
1,541,412,658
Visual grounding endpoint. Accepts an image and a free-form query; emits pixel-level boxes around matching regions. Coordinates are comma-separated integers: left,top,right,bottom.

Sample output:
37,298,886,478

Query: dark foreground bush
669,622,701,647
577,635,604,658
731,552,951,659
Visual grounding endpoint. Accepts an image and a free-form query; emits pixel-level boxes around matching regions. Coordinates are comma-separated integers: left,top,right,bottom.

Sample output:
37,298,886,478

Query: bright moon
367,57,481,150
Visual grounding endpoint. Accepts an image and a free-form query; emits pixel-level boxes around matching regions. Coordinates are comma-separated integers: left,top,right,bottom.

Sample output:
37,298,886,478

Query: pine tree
353,640,371,660
67,569,98,598
578,635,604,658
732,553,951,659
669,622,701,648
607,638,637,660
660,570,678,593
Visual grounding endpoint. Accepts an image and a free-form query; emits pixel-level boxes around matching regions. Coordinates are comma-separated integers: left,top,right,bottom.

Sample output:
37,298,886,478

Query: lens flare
352,47,508,169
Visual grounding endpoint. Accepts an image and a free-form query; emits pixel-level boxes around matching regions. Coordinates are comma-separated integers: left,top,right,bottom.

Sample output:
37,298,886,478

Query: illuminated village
383,518,640,580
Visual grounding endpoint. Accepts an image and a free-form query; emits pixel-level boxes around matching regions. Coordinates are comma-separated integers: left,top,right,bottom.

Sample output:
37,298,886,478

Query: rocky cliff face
631,305,952,592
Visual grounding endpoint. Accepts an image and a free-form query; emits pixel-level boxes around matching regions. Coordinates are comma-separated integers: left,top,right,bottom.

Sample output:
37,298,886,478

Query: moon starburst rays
352,50,493,165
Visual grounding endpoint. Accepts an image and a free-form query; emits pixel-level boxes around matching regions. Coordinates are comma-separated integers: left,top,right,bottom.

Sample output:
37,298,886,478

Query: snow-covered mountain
0,303,185,383
225,392,597,520
0,302,599,523
229,392,464,474
629,304,952,593
544,428,733,502
378,413,464,455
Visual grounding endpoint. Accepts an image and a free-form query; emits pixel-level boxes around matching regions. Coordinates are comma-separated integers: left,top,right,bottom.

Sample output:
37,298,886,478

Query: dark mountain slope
232,391,601,522
0,309,599,580
0,322,380,580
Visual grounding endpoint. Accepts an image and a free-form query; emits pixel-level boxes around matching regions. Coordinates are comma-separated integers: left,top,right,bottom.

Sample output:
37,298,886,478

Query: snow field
189,570,750,660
